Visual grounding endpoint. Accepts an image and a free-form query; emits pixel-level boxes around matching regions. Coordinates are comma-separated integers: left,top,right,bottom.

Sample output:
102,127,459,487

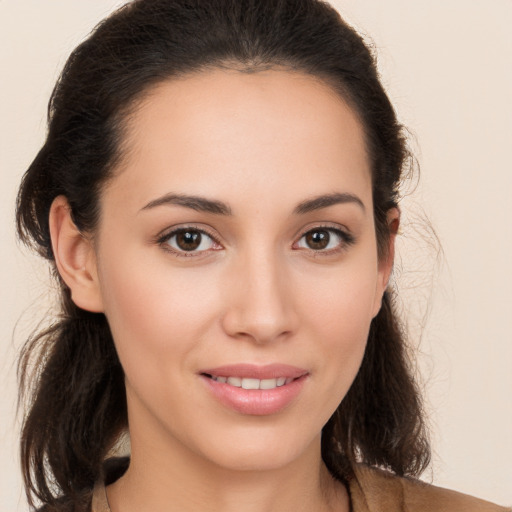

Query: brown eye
305,230,331,250
176,230,202,251
295,227,353,252
164,228,218,254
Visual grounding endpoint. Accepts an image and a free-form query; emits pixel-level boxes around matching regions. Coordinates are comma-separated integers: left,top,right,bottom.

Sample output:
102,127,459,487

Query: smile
200,364,309,415
205,375,293,389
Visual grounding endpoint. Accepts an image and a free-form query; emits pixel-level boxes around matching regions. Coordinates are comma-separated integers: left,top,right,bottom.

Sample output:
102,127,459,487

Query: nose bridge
222,242,296,343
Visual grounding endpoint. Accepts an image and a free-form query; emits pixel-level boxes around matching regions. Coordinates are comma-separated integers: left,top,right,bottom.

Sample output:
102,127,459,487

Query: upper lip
200,363,308,380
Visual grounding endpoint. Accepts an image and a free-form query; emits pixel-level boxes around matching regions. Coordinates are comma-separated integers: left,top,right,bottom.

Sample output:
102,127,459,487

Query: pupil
306,230,329,250
177,230,201,251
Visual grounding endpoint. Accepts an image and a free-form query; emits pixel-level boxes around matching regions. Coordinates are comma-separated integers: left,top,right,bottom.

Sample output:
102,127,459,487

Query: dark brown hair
16,0,430,509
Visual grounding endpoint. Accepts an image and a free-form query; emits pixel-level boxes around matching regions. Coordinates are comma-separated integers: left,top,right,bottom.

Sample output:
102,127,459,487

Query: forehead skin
103,68,372,222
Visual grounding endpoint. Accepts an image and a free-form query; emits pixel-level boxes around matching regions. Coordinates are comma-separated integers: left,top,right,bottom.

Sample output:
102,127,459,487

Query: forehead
107,68,372,212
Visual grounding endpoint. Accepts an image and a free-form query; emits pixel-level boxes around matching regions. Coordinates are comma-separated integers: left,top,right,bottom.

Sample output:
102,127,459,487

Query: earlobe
372,207,400,318
49,196,104,313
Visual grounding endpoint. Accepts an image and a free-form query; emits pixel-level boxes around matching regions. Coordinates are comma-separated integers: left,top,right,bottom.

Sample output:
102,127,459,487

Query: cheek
297,254,379,399
300,256,379,342
96,250,223,381
310,285,372,378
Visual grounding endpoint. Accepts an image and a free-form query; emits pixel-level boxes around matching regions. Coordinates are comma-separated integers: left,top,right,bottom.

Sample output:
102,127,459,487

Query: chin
191,425,321,473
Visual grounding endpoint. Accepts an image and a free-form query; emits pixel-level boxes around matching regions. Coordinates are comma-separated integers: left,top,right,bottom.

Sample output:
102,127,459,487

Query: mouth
199,364,309,415
201,374,295,390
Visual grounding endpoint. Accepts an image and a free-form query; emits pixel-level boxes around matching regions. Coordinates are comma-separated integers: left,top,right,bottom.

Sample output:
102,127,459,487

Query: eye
295,227,354,252
160,228,221,255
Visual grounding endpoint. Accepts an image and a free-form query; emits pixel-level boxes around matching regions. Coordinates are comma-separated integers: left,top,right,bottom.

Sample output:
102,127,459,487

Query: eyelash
156,226,222,258
156,224,355,258
294,225,355,255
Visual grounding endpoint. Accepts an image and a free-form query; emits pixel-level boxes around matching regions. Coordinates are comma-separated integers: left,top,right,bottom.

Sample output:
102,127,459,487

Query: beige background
1,1,511,510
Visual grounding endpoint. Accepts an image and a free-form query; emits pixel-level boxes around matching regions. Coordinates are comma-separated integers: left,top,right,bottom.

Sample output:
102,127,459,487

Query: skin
50,68,397,512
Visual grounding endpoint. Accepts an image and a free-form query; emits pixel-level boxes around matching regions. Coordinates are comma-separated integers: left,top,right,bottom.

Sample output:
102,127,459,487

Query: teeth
260,378,277,390
227,377,242,387
241,378,260,390
211,375,293,389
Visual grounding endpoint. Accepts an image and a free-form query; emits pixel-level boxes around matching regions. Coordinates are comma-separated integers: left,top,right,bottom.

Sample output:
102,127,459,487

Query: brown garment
349,465,510,512
90,463,510,512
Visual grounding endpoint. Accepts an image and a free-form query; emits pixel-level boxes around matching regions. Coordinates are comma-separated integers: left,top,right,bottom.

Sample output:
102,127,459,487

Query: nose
221,250,298,345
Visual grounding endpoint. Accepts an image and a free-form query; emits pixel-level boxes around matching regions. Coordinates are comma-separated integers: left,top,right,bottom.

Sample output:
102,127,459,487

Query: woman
14,1,509,511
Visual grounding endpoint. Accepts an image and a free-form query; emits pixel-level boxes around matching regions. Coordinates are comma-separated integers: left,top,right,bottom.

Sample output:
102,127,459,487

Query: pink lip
199,364,309,416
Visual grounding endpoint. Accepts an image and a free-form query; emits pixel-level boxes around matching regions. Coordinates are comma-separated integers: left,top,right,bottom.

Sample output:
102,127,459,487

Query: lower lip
201,375,308,415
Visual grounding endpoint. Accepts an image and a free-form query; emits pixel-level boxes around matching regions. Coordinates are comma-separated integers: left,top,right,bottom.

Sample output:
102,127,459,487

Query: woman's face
91,69,393,472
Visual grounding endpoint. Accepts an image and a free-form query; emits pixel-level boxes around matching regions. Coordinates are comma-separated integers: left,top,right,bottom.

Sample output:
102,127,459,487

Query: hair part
16,0,430,508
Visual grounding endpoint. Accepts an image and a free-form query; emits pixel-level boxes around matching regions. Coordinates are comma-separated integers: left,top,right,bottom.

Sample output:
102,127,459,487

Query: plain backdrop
1,1,511,510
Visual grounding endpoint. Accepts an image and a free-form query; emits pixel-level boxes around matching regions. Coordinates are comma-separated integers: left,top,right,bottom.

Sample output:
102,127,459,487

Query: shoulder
349,464,510,512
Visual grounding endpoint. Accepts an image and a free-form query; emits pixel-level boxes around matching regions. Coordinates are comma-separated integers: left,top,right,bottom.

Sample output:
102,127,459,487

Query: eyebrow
141,193,232,215
293,192,365,214
140,191,365,216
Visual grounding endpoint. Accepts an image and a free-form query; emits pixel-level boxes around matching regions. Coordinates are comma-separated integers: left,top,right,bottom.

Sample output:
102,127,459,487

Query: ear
372,207,400,318
49,196,104,313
